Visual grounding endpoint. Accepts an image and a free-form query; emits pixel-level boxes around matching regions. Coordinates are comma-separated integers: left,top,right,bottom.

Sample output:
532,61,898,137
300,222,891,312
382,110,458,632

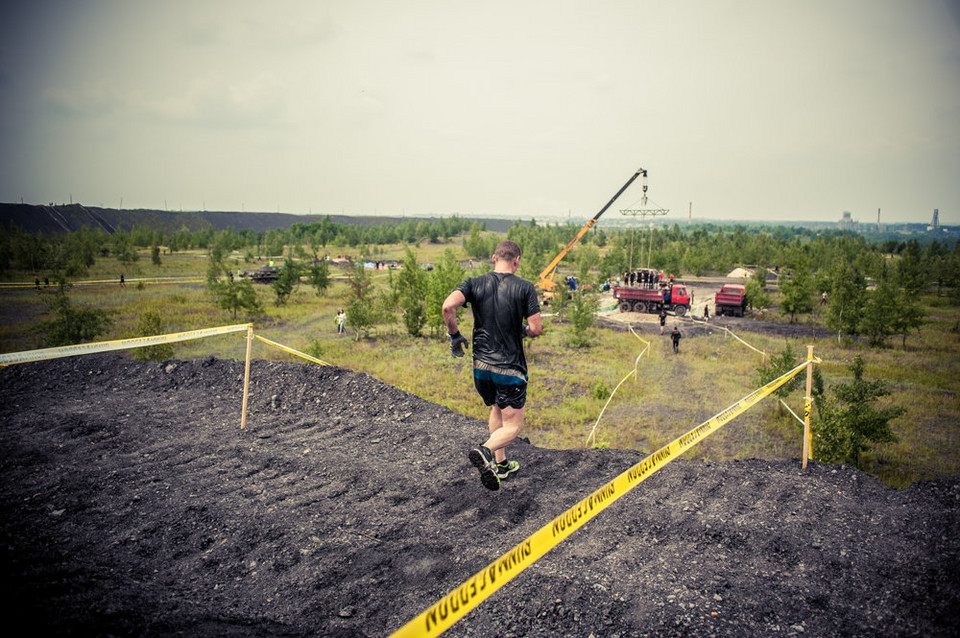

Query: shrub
132,310,174,361
564,290,598,347
813,355,904,467
592,381,611,401
37,280,113,347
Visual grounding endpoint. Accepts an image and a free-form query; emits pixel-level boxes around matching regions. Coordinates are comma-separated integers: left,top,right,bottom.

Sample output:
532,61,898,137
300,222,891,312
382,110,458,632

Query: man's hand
449,331,469,358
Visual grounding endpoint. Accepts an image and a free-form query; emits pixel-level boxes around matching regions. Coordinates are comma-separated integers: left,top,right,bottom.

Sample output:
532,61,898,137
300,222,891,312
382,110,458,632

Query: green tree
308,258,331,296
859,271,900,347
825,260,867,338
755,344,802,416
207,259,262,319
395,247,429,336
779,267,815,322
564,289,598,347
463,223,494,260
113,233,139,265
346,263,377,340
37,279,113,346
813,355,904,467
263,230,286,257
889,290,925,348
517,248,547,287
425,249,466,337
895,239,925,291
132,309,175,361
272,259,302,306
573,244,600,284
547,284,572,320
744,278,771,312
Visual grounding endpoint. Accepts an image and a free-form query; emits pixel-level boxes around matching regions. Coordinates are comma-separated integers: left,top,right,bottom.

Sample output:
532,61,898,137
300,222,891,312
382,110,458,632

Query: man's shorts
473,367,527,410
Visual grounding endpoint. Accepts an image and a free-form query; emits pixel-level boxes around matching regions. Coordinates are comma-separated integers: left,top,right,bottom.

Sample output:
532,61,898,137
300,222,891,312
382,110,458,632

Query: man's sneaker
495,460,520,480
468,446,500,491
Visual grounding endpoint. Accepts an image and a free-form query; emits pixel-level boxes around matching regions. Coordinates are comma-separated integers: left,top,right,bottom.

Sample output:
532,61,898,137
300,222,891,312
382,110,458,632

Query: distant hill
0,203,519,235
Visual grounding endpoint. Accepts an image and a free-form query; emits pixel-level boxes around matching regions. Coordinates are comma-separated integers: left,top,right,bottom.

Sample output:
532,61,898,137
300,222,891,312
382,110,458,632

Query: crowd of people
620,268,674,289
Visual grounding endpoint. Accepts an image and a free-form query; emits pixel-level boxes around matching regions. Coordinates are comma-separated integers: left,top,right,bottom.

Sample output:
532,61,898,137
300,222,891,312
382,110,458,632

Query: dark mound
1,354,957,637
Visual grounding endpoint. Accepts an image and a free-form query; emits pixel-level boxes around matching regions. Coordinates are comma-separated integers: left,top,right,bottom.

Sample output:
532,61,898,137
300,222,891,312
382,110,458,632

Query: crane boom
536,168,647,292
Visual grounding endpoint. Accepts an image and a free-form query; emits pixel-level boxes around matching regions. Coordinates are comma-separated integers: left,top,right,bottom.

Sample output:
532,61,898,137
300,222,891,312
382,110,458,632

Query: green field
2,241,958,489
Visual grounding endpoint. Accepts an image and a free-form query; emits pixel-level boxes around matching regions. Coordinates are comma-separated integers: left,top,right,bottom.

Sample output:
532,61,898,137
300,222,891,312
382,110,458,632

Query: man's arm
525,312,543,337
442,290,466,335
442,290,470,357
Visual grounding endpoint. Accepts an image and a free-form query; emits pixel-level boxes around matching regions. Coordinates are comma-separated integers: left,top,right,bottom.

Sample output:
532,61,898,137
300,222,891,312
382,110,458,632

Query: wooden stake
802,344,814,468
240,326,254,429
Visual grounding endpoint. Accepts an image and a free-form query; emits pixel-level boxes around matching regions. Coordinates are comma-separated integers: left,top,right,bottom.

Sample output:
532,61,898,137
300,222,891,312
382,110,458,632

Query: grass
2,246,958,488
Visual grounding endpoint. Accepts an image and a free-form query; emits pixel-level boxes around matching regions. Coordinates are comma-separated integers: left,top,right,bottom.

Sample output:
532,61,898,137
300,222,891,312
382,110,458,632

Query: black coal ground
1,354,957,638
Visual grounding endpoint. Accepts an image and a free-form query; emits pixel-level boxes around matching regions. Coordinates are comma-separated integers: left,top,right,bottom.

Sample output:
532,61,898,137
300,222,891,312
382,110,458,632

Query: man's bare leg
484,405,524,464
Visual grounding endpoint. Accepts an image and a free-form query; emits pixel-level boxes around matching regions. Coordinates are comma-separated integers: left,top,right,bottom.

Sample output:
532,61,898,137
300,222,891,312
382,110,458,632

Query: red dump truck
714,283,747,317
613,283,691,316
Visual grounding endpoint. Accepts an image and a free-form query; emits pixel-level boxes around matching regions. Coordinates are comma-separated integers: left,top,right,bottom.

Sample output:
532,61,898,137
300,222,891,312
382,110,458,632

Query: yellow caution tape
389,360,811,638
253,335,331,366
0,324,253,367
0,277,205,289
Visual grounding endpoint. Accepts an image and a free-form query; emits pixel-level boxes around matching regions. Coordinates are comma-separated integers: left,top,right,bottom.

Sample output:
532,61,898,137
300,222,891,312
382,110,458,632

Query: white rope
585,323,649,447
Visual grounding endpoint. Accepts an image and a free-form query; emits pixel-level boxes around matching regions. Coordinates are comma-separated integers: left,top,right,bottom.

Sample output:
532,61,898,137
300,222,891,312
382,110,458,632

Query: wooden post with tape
240,326,254,429
802,344,814,468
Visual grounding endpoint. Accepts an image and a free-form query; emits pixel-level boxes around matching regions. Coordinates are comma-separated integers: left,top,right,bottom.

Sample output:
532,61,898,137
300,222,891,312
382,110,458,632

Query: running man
671,325,682,353
442,240,543,490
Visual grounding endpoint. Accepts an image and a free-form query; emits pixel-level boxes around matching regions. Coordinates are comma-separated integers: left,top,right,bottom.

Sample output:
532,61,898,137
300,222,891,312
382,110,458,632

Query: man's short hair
494,240,522,262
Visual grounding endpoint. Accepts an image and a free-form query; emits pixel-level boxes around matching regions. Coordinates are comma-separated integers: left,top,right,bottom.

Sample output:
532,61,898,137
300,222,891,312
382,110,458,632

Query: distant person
703,304,709,322
671,325,682,353
35,277,40,290
659,308,667,335
119,273,125,287
336,309,346,335
442,240,542,491
821,291,828,305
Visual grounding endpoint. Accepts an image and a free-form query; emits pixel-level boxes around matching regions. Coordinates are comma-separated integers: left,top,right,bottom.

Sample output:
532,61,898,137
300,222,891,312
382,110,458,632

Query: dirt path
1,354,957,637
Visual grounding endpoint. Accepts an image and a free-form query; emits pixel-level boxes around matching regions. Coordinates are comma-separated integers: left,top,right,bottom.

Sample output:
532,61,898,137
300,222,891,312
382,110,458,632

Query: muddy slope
1,354,957,637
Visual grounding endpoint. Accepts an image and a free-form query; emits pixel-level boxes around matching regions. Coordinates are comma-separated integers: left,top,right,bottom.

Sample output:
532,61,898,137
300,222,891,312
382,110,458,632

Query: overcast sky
1,0,957,225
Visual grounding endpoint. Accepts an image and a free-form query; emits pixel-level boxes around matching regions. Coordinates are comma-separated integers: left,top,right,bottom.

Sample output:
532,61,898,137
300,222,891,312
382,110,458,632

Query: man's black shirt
457,272,540,375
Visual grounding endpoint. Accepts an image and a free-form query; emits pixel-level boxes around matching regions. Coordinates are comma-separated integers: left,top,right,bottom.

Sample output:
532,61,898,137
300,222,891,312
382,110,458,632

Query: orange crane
536,168,647,294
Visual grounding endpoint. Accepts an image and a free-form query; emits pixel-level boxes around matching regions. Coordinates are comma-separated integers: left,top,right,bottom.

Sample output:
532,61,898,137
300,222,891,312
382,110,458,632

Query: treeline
0,216,480,276
498,221,959,348
507,221,959,294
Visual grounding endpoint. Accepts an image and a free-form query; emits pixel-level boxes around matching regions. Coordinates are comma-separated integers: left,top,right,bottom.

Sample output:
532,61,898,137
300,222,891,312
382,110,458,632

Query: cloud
40,72,288,130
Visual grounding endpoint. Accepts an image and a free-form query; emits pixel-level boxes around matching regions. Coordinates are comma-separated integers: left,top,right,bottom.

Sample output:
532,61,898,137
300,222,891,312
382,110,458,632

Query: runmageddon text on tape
0,324,252,367
388,360,811,638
